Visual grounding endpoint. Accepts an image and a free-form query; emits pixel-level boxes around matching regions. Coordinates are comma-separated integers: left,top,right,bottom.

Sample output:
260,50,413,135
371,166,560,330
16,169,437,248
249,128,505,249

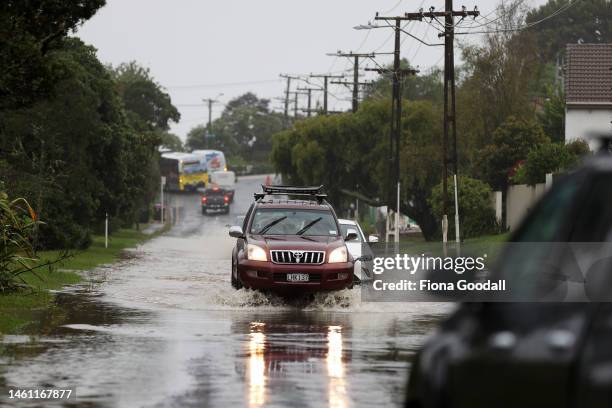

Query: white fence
493,173,553,231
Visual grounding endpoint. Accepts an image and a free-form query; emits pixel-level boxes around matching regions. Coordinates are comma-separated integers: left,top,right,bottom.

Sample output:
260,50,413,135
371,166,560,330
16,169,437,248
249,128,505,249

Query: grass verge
0,224,167,335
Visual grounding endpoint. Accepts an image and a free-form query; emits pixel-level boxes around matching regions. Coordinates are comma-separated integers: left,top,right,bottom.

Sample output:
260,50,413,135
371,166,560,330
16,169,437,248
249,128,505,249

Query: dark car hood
249,234,343,250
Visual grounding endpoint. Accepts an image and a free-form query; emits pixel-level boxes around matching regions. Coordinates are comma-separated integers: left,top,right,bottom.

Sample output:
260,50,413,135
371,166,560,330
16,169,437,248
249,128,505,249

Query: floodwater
0,175,453,408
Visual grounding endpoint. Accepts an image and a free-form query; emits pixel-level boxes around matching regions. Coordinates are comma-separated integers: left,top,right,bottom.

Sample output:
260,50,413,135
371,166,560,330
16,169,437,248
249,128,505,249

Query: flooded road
0,175,453,408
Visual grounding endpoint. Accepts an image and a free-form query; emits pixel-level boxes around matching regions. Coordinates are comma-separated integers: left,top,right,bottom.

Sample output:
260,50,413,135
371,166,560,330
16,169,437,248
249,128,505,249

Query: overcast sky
76,0,547,141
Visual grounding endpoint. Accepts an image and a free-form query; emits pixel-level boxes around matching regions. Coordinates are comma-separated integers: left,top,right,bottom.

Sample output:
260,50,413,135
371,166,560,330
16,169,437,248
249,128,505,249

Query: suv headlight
328,246,348,263
247,244,267,261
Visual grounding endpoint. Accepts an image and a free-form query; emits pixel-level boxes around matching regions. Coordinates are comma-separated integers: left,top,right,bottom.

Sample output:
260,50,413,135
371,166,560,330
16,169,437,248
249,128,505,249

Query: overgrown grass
0,269,80,334
38,228,155,271
0,225,167,334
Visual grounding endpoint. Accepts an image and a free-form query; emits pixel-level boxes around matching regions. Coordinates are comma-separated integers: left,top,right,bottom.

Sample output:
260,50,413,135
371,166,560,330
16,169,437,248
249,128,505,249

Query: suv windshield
250,209,338,236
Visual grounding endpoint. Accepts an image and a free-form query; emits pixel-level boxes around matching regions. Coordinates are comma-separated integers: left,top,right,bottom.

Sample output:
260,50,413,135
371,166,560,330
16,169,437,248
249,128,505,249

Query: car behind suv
201,186,230,215
228,185,356,293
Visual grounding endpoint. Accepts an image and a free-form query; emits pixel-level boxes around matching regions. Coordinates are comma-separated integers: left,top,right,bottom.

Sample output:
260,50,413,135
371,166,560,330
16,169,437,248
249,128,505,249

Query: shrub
521,140,590,186
566,139,590,157
479,116,550,190
429,176,497,239
0,192,69,292
0,192,38,291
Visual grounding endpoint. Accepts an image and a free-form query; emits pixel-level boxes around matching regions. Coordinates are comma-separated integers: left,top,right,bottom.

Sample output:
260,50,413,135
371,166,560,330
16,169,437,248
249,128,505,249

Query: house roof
566,44,612,105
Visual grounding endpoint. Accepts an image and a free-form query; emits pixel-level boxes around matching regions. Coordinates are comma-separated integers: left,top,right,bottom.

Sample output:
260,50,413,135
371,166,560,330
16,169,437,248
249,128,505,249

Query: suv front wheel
231,258,242,290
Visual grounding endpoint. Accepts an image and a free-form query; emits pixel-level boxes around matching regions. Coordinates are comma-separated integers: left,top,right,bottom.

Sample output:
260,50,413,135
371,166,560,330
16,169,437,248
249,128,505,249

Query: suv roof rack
254,185,328,202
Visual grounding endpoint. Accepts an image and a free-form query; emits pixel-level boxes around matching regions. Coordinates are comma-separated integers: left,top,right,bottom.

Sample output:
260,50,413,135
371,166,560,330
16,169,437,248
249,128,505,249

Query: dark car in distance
201,186,230,215
406,139,612,408
228,185,357,293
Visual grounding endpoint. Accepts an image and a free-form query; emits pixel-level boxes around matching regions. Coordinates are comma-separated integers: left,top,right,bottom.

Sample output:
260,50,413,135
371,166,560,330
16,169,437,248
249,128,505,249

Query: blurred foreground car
338,219,377,283
406,142,612,408
228,185,356,293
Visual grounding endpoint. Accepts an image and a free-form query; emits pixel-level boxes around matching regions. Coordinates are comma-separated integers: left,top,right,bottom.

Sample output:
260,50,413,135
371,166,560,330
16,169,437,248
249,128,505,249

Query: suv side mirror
229,225,245,239
368,235,379,243
345,229,358,242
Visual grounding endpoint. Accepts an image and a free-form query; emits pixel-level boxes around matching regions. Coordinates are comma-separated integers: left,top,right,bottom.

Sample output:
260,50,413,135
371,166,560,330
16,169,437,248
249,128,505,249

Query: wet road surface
0,175,453,407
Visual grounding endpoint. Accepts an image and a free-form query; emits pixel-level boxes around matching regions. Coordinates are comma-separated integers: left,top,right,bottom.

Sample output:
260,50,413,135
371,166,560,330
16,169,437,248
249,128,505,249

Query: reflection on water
245,321,350,408
327,326,347,408
248,322,267,408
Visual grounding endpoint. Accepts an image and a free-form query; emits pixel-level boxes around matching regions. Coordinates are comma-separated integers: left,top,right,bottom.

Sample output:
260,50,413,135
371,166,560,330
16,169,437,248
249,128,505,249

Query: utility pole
309,73,344,114
364,15,419,243
374,4,479,244
280,74,300,126
326,52,383,112
289,91,309,118
297,87,319,117
446,0,460,245
203,96,222,148
203,98,218,130
366,64,418,243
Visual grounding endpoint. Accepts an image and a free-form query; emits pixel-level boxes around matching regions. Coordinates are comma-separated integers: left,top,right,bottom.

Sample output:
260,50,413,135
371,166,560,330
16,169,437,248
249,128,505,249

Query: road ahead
0,175,452,408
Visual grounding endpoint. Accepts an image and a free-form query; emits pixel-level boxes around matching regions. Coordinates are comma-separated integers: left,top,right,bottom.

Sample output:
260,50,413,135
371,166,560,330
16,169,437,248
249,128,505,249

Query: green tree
0,0,106,111
0,39,141,248
429,176,497,239
186,92,284,164
480,116,550,191
366,60,443,104
456,0,540,169
160,132,184,151
399,100,444,240
538,85,565,142
111,62,181,225
528,0,612,63
519,140,590,185
271,99,444,240
112,62,180,132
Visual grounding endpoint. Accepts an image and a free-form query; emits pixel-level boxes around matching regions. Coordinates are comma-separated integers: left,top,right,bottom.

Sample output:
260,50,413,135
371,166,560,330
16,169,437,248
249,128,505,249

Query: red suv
228,186,357,293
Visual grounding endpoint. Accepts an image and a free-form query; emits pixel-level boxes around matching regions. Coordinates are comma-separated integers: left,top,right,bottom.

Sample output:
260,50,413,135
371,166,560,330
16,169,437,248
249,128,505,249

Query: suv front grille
270,250,325,265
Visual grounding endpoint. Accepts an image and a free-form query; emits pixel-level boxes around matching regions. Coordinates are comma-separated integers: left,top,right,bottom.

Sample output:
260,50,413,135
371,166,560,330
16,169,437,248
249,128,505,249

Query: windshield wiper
257,216,287,235
296,217,322,235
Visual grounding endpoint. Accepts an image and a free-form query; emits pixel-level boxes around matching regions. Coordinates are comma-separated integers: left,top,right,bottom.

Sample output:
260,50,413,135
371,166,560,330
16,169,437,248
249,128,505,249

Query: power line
382,0,405,14
167,78,281,90
454,0,580,35
454,1,525,29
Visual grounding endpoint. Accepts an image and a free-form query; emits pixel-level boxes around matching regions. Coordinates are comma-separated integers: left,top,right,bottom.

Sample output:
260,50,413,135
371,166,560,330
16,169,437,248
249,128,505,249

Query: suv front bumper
237,259,353,292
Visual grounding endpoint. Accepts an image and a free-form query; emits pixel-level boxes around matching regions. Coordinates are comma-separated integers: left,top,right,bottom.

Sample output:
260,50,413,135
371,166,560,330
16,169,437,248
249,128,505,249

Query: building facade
565,43,612,149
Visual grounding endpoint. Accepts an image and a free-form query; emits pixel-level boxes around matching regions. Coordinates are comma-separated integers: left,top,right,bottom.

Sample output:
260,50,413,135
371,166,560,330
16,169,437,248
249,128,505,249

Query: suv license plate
287,273,309,282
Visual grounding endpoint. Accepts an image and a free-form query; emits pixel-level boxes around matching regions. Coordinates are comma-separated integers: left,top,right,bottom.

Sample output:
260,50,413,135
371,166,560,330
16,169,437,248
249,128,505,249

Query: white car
338,219,378,283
